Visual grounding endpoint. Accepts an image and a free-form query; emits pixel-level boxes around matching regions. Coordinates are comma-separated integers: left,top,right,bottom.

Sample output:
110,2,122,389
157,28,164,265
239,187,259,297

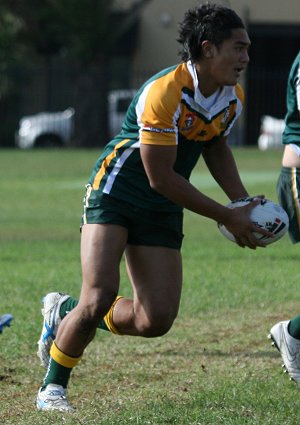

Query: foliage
0,0,151,62
0,0,153,147
0,8,23,61
0,7,26,97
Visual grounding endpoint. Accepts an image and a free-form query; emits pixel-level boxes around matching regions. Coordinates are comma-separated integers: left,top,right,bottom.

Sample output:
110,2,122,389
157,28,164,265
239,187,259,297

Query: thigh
80,223,128,298
125,245,183,318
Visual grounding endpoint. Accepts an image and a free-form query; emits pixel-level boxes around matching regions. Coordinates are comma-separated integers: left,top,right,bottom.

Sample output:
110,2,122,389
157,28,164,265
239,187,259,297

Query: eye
235,45,250,53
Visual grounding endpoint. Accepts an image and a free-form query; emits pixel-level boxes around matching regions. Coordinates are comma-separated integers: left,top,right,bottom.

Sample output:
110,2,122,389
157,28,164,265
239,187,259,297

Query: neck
195,63,221,97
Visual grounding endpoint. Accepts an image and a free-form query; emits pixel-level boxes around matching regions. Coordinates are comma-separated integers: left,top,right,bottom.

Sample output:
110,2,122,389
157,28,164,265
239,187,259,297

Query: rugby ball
218,197,289,245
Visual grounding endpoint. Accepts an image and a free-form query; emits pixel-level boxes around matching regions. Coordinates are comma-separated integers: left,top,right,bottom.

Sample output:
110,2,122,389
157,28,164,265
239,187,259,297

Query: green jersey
89,62,244,211
283,51,300,145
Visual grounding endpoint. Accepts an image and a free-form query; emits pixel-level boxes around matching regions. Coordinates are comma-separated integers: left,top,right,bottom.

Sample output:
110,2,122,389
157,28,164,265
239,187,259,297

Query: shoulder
293,51,300,67
146,63,192,97
139,63,193,115
289,52,300,80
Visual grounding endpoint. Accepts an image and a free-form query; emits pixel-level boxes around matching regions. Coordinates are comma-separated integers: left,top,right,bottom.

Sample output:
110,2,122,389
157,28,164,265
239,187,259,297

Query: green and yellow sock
59,297,78,318
103,296,123,335
41,342,82,390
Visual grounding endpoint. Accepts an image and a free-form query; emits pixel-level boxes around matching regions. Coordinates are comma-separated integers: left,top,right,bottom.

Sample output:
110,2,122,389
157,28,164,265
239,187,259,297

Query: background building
129,0,300,145
3,0,300,147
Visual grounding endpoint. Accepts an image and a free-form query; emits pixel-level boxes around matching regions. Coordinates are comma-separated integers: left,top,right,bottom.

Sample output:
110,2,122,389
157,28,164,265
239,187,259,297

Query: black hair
177,3,245,62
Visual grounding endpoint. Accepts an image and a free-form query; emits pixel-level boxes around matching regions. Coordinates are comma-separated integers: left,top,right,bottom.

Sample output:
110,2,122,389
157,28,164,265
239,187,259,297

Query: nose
241,49,250,64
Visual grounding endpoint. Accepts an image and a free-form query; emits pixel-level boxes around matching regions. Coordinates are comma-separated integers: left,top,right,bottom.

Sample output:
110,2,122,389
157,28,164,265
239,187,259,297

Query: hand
222,198,274,249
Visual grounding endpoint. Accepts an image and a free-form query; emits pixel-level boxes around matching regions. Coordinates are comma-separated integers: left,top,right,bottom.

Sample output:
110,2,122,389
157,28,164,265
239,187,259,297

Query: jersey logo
197,130,207,137
182,113,197,131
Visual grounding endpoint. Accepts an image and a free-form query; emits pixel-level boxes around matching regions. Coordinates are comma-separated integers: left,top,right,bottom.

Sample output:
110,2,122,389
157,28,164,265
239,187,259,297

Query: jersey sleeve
136,75,181,146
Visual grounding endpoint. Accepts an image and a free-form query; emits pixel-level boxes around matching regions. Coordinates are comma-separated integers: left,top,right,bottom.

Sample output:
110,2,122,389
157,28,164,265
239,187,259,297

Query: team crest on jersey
182,113,197,131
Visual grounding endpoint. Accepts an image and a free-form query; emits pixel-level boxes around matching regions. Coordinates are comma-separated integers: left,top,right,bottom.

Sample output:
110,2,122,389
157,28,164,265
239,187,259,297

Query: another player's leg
276,164,300,245
269,162,300,382
269,318,300,382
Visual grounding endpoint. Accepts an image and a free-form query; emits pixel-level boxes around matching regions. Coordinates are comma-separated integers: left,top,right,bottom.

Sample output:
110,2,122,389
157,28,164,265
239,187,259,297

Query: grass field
1,147,300,424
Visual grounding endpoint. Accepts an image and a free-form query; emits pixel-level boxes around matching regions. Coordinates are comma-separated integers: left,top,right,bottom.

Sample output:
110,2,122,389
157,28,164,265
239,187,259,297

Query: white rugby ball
218,197,289,245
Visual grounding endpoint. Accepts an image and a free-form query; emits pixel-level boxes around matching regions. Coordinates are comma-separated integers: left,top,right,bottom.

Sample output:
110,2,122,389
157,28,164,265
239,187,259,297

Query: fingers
252,223,274,239
235,232,266,250
252,194,265,200
244,196,267,212
224,197,273,249
232,217,268,248
244,198,261,211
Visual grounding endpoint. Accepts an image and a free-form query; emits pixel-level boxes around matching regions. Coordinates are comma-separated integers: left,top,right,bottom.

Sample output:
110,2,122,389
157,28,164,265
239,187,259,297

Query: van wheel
35,135,63,148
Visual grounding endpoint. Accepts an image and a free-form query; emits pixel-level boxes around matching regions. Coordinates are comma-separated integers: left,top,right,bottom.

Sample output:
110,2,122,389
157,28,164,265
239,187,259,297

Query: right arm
140,143,268,249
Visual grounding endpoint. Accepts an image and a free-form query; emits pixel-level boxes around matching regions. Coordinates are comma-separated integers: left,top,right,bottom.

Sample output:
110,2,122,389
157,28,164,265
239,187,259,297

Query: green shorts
81,185,184,249
277,167,300,243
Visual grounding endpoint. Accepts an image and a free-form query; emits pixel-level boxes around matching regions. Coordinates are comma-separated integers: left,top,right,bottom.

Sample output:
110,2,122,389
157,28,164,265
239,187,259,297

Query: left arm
202,137,248,200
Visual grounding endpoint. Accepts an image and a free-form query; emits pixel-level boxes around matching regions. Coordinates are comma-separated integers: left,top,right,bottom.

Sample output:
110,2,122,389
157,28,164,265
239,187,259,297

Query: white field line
33,170,278,191
190,170,278,189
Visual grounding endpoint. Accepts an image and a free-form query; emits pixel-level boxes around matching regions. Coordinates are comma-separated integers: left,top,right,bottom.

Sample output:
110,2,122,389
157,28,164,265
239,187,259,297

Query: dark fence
246,23,300,146
0,58,296,148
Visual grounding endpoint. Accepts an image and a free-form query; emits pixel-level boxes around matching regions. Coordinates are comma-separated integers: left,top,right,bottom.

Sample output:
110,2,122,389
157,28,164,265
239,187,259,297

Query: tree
1,0,152,146
0,6,32,145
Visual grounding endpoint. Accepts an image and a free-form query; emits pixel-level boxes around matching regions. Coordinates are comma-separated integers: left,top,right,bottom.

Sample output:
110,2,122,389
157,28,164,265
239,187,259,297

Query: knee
79,290,117,328
137,310,177,338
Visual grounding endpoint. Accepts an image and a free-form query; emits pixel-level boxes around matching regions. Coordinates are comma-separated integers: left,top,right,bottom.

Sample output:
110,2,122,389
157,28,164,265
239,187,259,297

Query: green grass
1,147,300,424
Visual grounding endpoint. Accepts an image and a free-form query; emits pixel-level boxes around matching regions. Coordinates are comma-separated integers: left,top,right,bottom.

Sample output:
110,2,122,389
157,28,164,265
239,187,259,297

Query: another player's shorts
81,185,184,249
277,167,300,243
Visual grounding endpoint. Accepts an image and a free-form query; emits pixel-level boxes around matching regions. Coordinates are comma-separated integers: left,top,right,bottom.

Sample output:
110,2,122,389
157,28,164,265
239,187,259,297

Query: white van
108,89,136,138
15,108,75,149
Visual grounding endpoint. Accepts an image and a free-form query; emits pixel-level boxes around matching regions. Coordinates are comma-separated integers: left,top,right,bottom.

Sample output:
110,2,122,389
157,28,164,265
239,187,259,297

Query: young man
36,3,271,412
269,51,300,382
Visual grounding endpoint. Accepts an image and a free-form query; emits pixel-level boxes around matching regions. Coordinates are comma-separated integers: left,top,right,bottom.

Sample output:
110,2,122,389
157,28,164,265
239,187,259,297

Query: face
198,28,251,95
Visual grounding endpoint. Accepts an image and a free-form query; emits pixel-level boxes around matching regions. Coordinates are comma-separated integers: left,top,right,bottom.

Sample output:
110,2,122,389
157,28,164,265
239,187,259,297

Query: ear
201,40,216,59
